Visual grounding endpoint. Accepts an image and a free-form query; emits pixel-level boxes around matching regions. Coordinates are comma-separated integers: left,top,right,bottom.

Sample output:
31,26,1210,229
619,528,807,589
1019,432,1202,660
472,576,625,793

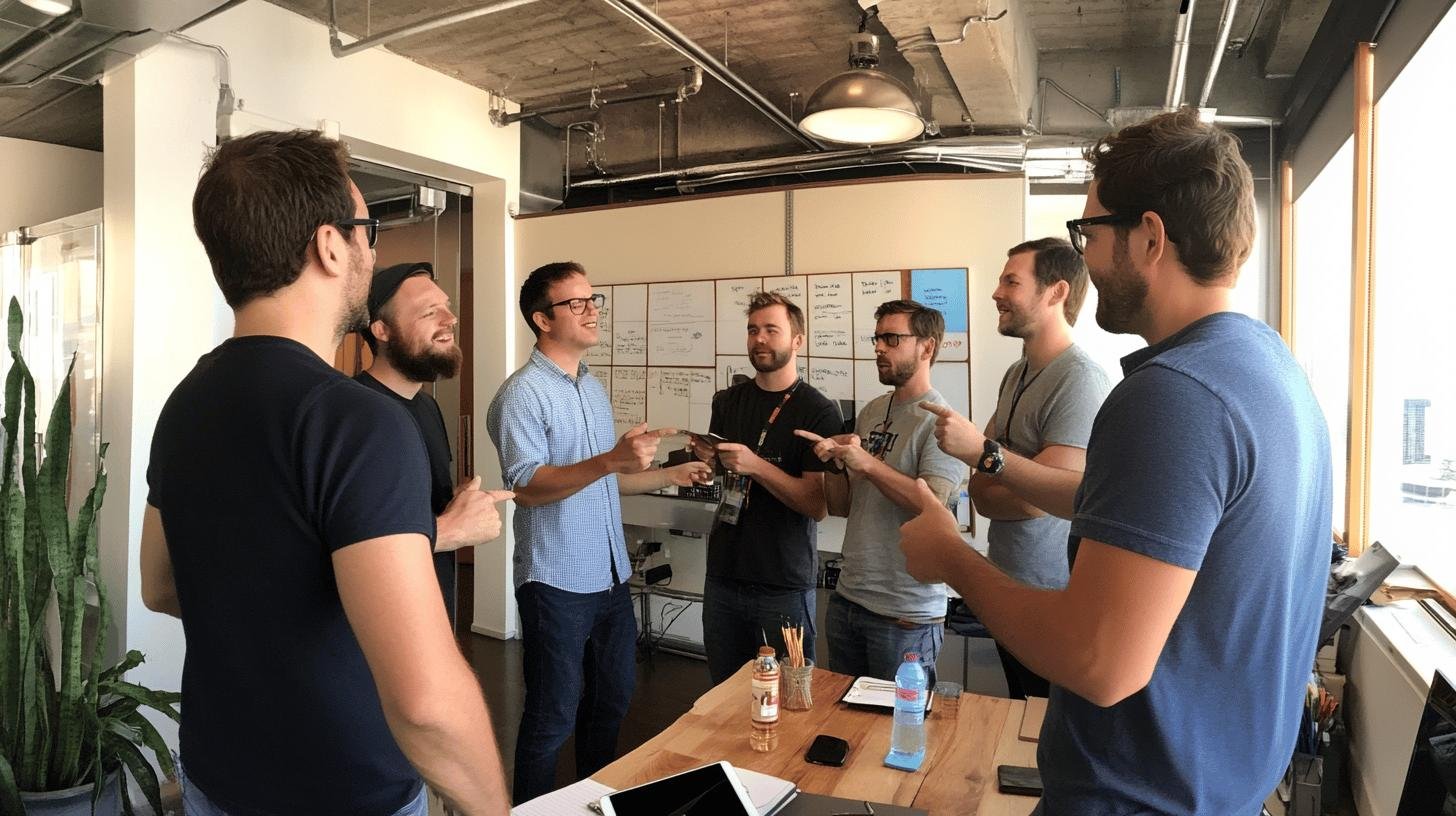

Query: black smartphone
996,765,1042,796
804,735,849,767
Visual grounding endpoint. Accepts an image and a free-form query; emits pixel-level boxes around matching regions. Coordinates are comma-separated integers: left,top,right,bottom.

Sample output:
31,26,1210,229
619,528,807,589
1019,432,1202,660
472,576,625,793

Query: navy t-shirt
1038,313,1332,814
147,336,435,816
355,371,457,623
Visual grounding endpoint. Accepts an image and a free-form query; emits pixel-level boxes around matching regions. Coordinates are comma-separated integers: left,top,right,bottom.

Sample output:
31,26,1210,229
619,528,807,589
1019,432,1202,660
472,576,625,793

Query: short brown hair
1084,107,1255,284
193,130,356,308
519,261,587,337
874,299,944,363
745,290,805,336
1007,237,1089,325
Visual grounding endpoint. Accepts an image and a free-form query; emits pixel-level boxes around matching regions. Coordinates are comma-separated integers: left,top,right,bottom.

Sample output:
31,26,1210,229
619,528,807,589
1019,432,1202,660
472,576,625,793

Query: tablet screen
602,762,754,815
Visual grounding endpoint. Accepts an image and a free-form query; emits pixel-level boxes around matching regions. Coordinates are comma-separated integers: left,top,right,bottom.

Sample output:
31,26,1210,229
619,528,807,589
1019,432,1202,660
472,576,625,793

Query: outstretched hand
898,477,967,584
793,429,875,474
919,401,985,463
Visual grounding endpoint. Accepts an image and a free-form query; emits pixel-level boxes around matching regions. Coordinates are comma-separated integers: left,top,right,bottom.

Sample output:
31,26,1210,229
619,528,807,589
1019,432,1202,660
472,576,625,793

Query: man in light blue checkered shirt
486,261,710,805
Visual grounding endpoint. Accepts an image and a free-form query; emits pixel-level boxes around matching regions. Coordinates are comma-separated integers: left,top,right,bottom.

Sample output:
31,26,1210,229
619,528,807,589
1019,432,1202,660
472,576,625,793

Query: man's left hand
899,478,967,584
714,442,765,477
437,477,515,552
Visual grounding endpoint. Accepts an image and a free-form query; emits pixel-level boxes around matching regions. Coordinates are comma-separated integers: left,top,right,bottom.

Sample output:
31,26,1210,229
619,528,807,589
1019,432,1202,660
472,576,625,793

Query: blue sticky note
910,268,968,333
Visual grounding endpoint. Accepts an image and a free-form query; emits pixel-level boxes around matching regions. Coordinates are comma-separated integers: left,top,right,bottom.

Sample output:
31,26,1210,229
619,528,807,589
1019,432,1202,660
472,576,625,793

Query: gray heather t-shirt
836,388,969,622
984,344,1110,589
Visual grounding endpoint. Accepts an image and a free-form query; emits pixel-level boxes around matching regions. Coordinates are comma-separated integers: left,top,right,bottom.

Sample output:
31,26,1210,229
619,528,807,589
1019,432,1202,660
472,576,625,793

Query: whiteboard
648,280,715,367
584,286,613,367
852,271,902,360
808,274,852,358
612,284,648,366
715,278,759,355
610,366,646,437
716,355,753,392
808,359,855,403
646,367,715,433
930,361,971,419
761,275,809,318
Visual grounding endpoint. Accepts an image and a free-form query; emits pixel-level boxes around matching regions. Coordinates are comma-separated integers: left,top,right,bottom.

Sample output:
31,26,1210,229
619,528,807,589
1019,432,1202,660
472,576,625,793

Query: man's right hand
437,477,515,552
604,423,676,474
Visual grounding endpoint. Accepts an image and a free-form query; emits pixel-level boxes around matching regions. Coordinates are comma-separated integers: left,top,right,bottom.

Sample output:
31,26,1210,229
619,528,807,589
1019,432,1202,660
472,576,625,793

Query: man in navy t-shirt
902,108,1332,813
356,261,513,626
140,130,510,815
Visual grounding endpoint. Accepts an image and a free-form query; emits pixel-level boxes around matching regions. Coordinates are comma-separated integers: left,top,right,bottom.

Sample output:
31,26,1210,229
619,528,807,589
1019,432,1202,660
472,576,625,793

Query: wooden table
594,664,1039,815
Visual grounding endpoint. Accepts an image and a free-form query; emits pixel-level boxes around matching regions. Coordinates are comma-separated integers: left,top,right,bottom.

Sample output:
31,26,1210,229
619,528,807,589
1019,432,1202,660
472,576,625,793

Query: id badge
716,473,749,526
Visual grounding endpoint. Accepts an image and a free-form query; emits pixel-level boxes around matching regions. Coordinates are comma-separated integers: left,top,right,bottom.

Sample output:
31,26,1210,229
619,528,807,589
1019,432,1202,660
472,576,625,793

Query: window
1369,3,1456,585
1292,138,1354,531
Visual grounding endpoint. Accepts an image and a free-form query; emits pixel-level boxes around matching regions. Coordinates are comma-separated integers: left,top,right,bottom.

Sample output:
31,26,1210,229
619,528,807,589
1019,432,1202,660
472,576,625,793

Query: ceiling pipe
0,8,83,78
1198,0,1240,108
328,0,544,58
497,66,702,126
570,136,1028,190
1164,0,1197,109
594,0,827,151
675,152,1020,193
0,29,142,90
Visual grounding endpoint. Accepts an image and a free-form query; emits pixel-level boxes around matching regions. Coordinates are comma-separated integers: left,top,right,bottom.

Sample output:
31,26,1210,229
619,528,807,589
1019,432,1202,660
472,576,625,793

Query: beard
1093,233,1149,334
383,331,463,383
877,356,916,386
997,309,1032,339
336,247,372,339
749,346,792,373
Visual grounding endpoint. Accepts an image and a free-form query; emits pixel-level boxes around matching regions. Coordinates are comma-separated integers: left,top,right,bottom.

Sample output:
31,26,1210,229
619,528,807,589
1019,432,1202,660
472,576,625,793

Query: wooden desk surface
594,665,1039,815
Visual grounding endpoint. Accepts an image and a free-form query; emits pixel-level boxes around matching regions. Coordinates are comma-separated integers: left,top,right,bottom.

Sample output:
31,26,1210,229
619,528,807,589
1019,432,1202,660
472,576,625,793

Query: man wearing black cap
357,261,512,624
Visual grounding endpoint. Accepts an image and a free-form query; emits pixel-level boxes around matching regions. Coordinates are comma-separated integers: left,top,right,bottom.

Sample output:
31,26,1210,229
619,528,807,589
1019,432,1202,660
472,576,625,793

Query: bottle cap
758,646,776,657
903,652,919,662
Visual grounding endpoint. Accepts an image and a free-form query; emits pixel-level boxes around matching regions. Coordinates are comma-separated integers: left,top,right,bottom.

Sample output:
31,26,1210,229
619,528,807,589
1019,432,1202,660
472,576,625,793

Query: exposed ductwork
494,66,702,127
1164,0,1197,109
1198,0,1241,107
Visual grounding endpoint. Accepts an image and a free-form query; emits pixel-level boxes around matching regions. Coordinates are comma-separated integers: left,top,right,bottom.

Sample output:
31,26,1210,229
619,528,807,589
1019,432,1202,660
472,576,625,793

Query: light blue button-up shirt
486,348,628,593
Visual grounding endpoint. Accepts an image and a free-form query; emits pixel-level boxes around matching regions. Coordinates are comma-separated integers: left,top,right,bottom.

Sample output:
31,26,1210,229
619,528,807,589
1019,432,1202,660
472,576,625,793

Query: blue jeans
824,592,942,686
177,756,427,816
513,580,637,805
701,576,817,685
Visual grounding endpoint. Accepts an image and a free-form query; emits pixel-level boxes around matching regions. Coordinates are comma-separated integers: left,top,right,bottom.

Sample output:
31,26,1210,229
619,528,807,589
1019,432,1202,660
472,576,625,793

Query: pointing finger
918,401,954,417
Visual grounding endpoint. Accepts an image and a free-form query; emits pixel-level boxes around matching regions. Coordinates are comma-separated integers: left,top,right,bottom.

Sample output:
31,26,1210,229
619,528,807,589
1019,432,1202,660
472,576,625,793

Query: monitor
1397,669,1456,814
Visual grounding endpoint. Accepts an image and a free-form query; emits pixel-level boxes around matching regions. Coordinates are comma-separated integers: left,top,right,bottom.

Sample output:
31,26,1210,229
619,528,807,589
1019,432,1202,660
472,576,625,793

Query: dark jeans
996,640,1050,700
824,592,941,686
702,575,816,685
513,581,636,805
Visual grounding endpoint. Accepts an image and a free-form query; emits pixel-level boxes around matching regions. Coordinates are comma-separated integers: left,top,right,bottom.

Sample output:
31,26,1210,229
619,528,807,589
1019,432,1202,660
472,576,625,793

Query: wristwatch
977,439,1005,475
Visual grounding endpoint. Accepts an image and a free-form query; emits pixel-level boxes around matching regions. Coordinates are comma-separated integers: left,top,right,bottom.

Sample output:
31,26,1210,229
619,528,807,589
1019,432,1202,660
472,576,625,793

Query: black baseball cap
367,261,434,322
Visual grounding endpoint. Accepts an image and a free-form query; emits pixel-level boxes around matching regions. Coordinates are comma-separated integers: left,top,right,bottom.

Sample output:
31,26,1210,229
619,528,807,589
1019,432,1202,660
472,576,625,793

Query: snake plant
0,298,180,815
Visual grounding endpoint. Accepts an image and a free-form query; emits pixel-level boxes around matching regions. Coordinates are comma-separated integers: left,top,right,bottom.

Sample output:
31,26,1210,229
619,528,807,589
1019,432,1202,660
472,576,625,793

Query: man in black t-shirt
356,261,512,625
139,131,509,816
690,291,842,684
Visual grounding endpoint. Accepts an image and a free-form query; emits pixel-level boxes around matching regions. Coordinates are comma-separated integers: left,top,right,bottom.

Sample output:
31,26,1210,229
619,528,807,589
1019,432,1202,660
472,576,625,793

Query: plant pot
19,771,122,816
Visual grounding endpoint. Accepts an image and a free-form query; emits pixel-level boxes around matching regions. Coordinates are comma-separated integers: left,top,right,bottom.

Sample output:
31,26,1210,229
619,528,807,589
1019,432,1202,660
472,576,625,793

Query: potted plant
0,299,180,815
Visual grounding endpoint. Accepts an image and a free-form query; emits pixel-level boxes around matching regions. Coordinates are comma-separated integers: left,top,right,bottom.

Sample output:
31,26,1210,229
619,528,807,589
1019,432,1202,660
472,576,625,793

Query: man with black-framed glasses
795,299,967,686
142,130,509,815
899,109,1332,814
487,260,710,804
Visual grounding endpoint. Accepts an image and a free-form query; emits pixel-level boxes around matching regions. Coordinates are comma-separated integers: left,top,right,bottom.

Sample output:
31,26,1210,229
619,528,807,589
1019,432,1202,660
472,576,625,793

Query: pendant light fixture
17,0,72,15
799,14,924,146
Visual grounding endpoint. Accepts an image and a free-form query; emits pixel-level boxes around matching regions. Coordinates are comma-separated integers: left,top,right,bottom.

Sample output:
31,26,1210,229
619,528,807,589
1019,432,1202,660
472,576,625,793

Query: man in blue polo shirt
902,108,1332,814
487,261,710,804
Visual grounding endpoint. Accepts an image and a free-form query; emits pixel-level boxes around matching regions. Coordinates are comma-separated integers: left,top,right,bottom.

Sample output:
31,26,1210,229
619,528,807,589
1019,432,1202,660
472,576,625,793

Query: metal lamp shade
799,68,925,145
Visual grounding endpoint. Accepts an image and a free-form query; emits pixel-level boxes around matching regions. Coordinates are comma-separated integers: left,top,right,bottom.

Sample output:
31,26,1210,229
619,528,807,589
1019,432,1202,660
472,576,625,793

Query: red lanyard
752,380,800,455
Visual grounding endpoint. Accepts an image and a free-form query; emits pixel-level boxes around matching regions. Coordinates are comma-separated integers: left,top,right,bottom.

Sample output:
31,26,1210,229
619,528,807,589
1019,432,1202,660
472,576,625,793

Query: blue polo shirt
1038,313,1332,814
486,348,629,593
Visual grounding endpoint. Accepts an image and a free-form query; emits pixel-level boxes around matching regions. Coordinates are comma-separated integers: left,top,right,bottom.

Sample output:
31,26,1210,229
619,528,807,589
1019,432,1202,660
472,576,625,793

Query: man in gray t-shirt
798,300,967,684
967,238,1110,698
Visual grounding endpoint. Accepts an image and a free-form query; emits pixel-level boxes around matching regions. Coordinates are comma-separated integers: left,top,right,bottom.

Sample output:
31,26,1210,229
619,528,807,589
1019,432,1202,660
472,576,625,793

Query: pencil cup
783,661,814,711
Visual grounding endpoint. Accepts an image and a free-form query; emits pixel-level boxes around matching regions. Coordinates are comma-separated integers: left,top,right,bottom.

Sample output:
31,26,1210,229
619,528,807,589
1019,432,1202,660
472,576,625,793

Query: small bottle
885,652,927,771
749,645,780,752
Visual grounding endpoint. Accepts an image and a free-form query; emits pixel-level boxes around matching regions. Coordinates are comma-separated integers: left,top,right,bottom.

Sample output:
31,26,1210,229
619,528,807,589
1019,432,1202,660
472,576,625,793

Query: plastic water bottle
885,652,927,770
749,645,780,752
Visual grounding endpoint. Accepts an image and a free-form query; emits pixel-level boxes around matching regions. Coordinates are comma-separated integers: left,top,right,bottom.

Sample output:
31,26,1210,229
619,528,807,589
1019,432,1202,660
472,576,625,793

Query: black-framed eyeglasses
1065,213,1140,255
870,332,918,348
547,293,606,315
336,217,380,249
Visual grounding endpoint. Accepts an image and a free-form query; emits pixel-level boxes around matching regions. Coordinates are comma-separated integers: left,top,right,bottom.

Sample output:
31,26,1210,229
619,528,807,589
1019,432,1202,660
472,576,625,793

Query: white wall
0,137,101,234
99,0,522,749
